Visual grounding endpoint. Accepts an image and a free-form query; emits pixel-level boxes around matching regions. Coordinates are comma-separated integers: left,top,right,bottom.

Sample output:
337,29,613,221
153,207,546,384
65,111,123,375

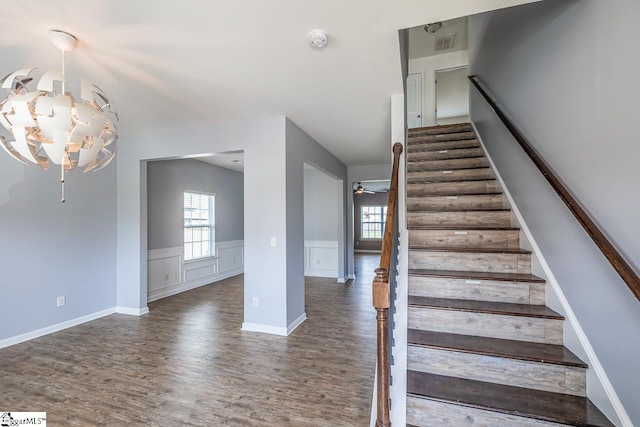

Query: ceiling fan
354,182,375,195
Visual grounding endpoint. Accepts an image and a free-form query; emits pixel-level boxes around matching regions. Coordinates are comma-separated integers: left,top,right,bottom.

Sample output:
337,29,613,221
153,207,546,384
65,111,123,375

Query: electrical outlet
56,296,65,307
252,297,259,308
270,236,277,247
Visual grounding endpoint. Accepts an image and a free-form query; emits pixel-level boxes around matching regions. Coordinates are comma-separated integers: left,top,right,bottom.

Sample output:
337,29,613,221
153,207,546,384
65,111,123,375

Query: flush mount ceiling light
0,30,119,202
424,22,443,34
308,30,328,48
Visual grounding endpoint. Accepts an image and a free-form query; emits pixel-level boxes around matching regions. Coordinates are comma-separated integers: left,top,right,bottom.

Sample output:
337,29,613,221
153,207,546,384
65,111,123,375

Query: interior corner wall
353,192,388,252
147,159,244,250
117,117,289,332
303,168,339,242
0,157,117,341
408,50,469,127
469,2,640,424
285,119,347,325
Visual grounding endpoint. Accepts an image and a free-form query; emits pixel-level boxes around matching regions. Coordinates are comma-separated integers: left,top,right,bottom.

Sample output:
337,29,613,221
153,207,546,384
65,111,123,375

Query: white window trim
184,189,216,262
360,205,387,241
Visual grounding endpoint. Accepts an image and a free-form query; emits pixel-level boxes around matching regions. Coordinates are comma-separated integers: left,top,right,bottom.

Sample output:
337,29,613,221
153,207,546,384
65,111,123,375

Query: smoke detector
424,22,443,34
308,30,328,48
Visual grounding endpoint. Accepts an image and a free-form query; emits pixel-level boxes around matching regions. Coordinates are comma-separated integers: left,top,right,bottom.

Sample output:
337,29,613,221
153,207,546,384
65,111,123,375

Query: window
184,191,215,261
361,205,387,239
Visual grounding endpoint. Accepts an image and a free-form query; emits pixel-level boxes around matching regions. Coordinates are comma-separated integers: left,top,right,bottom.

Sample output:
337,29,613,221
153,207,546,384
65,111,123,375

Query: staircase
404,123,614,426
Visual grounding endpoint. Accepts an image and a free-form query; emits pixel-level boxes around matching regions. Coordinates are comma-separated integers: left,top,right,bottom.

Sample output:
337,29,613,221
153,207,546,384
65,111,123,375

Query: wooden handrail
372,142,403,427
469,75,640,301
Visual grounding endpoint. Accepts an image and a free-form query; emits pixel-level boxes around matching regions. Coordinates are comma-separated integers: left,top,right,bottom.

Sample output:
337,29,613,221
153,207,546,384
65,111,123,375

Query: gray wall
304,167,340,242
117,116,347,333
147,159,244,250
0,158,117,340
285,119,347,324
469,1,640,423
354,192,388,252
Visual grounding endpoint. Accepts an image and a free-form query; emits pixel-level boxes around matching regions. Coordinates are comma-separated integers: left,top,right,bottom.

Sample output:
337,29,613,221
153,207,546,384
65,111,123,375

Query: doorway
435,66,470,125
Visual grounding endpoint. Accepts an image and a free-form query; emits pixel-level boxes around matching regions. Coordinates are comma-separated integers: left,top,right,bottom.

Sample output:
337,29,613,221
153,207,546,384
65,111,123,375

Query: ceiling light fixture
308,30,328,48
0,30,119,202
355,183,364,195
424,22,443,34
231,159,243,164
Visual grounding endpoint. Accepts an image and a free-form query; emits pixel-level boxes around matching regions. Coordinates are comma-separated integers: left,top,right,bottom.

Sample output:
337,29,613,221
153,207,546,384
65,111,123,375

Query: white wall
470,2,640,424
409,50,469,127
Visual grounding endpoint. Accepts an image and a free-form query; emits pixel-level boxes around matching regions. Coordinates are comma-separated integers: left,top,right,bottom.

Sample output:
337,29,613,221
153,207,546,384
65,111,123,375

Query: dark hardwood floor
0,254,379,426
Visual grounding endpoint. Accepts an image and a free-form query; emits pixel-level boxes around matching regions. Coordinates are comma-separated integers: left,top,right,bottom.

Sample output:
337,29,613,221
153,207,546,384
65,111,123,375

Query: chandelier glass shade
0,30,118,201
0,69,118,173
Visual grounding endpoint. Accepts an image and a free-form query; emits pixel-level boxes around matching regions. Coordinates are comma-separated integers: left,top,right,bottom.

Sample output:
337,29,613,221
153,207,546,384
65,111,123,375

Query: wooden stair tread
408,269,545,283
407,177,496,184
408,296,564,319
407,166,491,174
408,329,587,368
409,247,531,255
408,226,519,231
407,371,614,426
408,123,472,134
407,155,485,162
408,192,503,199
407,143,480,153
408,208,510,213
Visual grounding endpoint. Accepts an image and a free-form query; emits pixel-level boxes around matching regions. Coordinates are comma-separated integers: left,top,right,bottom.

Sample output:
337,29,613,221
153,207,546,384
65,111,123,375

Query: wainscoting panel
304,240,338,278
147,240,244,302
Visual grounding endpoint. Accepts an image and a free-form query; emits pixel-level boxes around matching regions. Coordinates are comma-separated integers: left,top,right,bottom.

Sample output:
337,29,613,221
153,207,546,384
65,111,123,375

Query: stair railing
469,75,640,302
372,142,403,427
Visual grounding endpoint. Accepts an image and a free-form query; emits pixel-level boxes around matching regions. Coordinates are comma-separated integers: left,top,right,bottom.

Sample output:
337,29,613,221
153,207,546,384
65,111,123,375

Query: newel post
373,267,391,427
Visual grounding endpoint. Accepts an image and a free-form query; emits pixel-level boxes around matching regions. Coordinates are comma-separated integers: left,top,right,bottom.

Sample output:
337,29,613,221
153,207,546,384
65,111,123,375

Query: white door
406,73,422,128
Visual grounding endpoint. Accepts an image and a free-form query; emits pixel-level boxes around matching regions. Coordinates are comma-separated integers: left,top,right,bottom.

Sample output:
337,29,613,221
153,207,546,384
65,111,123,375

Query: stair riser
408,307,563,344
407,168,494,183
408,147,484,162
409,276,545,305
407,195,503,211
407,157,489,172
409,229,520,249
408,123,472,136
407,180,498,196
408,211,510,228
407,397,565,427
409,251,531,274
408,346,586,396
408,139,479,152
408,131,476,143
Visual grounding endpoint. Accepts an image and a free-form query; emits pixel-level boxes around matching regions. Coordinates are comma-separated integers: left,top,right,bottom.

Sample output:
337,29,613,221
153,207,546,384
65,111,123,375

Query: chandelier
0,30,118,202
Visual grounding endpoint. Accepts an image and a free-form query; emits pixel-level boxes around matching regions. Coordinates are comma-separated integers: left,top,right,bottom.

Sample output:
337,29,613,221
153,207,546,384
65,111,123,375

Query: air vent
434,33,456,51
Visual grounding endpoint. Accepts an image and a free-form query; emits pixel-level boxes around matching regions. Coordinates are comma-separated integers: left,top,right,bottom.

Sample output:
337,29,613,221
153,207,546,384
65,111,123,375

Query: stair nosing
407,144,480,153
407,208,510,213
407,269,545,283
407,155,487,163
407,329,587,368
407,178,497,185
407,371,614,427
408,296,563,320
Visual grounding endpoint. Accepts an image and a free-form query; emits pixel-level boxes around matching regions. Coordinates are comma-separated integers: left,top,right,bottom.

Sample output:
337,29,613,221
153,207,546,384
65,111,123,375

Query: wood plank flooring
0,255,378,426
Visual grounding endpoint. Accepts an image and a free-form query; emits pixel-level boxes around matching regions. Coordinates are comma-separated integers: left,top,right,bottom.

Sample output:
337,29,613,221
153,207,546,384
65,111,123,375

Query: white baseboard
347,274,355,280
241,322,288,336
304,269,338,279
354,249,381,254
0,307,117,350
337,277,348,283
116,306,150,316
473,122,632,427
148,268,243,302
287,312,307,335
241,313,307,337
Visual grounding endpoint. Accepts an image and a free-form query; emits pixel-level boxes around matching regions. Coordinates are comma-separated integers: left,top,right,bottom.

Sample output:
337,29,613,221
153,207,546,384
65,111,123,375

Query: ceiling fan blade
364,190,375,194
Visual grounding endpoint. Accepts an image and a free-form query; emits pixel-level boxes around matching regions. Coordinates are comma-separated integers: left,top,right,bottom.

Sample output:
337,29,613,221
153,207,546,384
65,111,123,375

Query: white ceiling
408,17,469,60
0,1,539,166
